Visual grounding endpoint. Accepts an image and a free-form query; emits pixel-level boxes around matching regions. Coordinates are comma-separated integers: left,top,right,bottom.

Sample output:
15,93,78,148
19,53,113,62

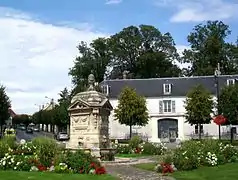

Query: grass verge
134,162,238,180
0,171,116,180
173,163,238,180
133,162,156,171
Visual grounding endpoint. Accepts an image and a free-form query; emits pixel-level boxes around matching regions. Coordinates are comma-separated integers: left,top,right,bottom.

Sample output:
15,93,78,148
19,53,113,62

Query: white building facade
100,75,238,143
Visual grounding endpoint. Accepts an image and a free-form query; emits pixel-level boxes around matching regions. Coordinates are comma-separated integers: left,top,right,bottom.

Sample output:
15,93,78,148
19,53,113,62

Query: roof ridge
103,74,238,82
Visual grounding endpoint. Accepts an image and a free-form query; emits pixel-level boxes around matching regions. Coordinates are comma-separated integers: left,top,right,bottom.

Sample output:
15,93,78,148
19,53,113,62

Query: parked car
26,127,33,133
33,127,40,132
56,132,69,141
19,126,26,130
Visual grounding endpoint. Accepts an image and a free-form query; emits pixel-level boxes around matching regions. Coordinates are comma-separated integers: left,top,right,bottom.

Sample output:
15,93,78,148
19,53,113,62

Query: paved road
16,130,53,142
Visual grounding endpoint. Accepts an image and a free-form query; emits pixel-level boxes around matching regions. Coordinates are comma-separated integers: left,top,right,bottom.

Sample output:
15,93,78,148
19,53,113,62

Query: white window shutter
172,100,176,113
159,101,163,114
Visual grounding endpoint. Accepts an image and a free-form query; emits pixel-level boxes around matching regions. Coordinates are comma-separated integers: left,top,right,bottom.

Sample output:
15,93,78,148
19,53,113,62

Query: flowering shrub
54,163,70,173
154,162,177,175
0,137,106,175
32,137,59,167
114,141,166,155
170,139,238,171
14,142,37,155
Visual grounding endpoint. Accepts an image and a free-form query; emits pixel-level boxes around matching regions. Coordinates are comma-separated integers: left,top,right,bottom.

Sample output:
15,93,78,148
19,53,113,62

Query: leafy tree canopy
219,84,238,125
12,114,31,125
0,85,11,131
185,84,214,126
182,20,238,76
69,24,181,94
32,87,71,127
114,86,149,137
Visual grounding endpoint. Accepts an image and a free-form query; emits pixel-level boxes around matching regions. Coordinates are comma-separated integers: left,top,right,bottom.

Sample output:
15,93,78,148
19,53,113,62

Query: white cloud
155,0,238,22
0,7,108,114
105,0,122,5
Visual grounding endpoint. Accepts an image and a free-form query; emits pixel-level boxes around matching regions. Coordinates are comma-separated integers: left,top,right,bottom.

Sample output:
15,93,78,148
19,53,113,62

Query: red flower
79,167,84,174
160,163,173,175
90,162,96,168
135,147,141,154
95,167,106,174
213,115,227,125
37,164,47,171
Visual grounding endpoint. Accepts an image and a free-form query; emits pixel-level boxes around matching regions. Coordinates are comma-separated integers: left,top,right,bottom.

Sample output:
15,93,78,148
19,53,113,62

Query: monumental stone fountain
66,73,114,160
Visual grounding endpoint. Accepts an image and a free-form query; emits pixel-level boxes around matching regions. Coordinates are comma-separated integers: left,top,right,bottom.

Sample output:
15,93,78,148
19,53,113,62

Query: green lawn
133,162,156,171
134,162,238,180
0,171,116,180
173,163,238,180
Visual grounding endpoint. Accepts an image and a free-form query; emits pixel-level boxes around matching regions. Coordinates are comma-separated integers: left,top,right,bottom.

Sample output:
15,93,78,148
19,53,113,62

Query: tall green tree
69,38,111,94
109,25,181,79
69,24,182,94
114,86,149,138
182,20,238,76
56,87,70,127
12,114,30,126
0,85,11,133
219,84,238,125
184,84,214,139
58,87,71,105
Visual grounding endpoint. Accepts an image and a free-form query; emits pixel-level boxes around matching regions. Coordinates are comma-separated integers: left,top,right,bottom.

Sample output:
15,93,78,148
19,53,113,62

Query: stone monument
66,73,113,159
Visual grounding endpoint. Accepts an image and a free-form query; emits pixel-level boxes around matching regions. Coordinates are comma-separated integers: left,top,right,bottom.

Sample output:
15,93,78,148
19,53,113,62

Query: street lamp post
45,96,54,106
214,63,221,140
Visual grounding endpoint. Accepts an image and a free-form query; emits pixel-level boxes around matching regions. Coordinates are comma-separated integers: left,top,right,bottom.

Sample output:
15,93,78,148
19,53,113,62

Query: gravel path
106,165,176,180
104,157,176,180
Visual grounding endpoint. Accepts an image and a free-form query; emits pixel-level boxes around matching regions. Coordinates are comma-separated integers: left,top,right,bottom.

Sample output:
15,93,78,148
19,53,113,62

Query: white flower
20,139,26,145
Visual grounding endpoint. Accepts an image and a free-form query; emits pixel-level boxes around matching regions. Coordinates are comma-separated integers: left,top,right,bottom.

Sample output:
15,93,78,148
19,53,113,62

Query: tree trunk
129,125,132,139
198,123,202,140
230,126,234,144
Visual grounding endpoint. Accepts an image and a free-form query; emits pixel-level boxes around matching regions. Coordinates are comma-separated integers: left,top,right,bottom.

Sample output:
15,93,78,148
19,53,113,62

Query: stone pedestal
66,88,113,158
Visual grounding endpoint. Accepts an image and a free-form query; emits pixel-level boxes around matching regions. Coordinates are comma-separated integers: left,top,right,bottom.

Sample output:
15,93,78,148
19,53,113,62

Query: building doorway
157,118,178,142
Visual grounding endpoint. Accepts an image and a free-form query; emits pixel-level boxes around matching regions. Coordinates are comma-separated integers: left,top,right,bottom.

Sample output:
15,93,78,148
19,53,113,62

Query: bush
0,141,9,158
129,136,143,149
114,140,166,155
115,144,133,154
14,142,36,155
32,137,59,167
0,138,106,175
1,136,17,150
171,139,238,171
57,150,100,173
142,142,166,155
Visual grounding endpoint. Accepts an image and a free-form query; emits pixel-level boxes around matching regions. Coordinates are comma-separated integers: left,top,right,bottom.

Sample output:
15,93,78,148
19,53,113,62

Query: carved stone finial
88,73,95,91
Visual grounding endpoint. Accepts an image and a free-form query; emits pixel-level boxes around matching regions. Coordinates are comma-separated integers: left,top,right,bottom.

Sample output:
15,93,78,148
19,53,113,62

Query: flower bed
0,137,106,175
112,136,167,156
154,139,238,175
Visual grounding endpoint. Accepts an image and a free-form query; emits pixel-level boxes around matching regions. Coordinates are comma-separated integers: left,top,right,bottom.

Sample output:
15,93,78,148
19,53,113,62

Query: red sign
213,115,227,125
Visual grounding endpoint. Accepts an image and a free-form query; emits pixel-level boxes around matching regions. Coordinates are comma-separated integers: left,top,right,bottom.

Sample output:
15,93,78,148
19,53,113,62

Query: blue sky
0,0,238,114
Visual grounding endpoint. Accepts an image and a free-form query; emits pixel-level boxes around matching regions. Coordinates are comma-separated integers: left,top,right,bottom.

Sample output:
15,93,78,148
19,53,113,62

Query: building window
227,79,235,86
163,84,172,94
194,124,204,134
101,85,111,95
159,100,176,113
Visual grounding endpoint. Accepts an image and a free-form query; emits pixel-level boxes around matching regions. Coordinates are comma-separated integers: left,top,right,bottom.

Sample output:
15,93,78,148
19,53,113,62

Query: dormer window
101,85,111,95
227,79,235,86
163,84,172,94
